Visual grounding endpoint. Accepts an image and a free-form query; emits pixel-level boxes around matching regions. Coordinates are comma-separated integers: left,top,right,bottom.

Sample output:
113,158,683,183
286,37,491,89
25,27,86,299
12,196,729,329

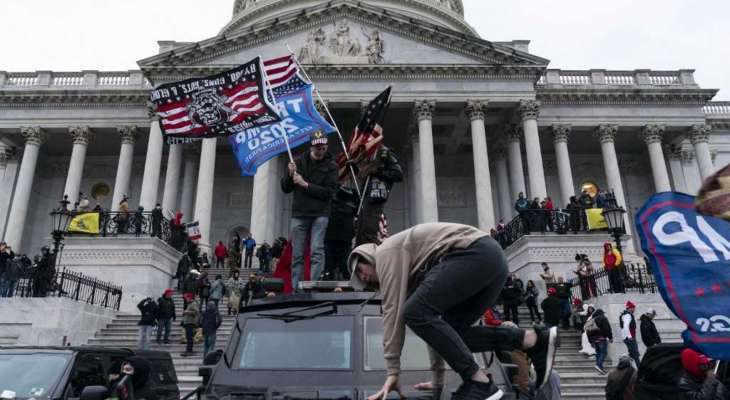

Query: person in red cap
678,348,727,399
541,287,563,328
156,289,176,344
620,301,641,367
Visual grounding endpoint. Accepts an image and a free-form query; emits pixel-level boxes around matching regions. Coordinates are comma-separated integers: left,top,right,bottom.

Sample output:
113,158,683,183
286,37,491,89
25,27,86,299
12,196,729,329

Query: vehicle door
63,352,108,399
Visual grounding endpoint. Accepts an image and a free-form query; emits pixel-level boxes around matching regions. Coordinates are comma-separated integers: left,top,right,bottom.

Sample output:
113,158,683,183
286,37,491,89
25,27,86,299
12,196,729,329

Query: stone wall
0,298,116,346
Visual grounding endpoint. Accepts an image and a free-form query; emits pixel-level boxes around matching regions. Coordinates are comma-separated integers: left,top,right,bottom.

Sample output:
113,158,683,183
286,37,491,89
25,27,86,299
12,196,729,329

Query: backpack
584,317,600,335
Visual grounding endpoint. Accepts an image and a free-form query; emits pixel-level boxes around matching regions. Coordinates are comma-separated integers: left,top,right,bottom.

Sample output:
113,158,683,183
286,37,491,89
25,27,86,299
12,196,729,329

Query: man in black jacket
587,308,613,374
324,186,357,280
281,131,338,291
151,203,163,238
639,308,662,348
541,287,563,328
156,289,176,344
137,297,158,350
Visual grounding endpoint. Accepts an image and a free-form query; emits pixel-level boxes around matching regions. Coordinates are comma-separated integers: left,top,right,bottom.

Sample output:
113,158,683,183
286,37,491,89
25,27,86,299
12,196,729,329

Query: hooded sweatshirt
678,348,727,400
347,222,487,377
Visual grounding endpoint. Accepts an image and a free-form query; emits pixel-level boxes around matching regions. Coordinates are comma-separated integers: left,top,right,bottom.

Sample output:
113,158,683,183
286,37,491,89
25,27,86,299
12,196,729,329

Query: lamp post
602,206,627,253
49,197,74,255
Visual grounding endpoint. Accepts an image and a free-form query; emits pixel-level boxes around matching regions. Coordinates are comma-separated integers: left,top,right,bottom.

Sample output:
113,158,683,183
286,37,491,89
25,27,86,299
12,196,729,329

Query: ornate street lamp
49,196,74,255
602,206,627,253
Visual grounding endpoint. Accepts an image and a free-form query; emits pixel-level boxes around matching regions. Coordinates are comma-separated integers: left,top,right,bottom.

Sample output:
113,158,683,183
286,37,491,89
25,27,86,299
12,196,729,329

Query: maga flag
337,87,391,181
150,56,280,139
68,212,100,234
636,192,730,360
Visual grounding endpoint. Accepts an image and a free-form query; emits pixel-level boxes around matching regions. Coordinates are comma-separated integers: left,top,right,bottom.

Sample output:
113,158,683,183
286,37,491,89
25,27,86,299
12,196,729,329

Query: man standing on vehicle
621,301,641,367
281,131,338,290
348,222,558,400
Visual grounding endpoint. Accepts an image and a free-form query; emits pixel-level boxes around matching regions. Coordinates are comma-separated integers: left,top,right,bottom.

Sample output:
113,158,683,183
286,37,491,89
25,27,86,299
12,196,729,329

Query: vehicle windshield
237,316,352,369
364,317,485,371
0,353,71,399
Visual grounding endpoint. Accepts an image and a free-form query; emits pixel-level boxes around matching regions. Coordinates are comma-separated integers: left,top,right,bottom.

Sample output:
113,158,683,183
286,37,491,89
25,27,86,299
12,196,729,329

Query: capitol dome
222,0,476,36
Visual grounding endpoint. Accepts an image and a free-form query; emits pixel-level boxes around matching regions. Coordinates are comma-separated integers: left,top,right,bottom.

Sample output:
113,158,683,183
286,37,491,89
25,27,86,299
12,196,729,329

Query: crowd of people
0,241,57,298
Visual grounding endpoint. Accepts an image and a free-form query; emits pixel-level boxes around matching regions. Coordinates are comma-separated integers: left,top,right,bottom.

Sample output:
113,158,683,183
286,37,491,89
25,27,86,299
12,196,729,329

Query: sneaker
527,326,558,390
452,380,503,400
594,365,608,375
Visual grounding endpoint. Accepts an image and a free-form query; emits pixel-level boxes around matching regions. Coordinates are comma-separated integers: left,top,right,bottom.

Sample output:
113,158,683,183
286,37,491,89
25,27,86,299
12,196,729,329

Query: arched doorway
226,225,250,248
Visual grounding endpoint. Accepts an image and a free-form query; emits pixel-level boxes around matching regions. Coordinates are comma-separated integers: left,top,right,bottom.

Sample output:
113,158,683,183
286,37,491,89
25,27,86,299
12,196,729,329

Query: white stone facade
0,0,728,260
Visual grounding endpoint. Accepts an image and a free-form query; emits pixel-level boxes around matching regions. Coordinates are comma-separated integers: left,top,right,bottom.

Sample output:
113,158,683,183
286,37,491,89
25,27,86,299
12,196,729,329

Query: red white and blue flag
150,56,281,139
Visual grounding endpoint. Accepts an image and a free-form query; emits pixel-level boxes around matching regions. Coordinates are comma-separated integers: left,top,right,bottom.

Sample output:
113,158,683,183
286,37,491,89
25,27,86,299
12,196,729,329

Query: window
0,352,71,399
237,317,352,369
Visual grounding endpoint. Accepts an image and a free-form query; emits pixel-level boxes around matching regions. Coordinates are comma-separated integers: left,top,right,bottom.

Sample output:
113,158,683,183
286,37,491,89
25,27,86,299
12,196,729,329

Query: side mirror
80,385,109,400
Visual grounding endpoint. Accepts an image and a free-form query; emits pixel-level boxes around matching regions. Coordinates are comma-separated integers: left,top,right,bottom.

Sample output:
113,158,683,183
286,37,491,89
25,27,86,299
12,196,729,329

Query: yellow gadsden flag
68,212,100,234
586,208,608,230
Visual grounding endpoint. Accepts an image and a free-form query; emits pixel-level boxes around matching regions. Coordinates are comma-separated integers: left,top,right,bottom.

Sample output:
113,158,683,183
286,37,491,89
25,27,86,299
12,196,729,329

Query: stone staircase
86,267,241,394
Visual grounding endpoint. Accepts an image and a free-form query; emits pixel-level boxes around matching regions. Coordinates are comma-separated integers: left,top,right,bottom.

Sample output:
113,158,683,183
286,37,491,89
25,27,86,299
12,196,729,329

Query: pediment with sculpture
298,21,385,64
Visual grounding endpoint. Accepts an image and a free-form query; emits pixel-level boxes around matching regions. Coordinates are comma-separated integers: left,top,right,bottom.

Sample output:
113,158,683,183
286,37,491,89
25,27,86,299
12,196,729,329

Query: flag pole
286,44,361,197
261,56,294,164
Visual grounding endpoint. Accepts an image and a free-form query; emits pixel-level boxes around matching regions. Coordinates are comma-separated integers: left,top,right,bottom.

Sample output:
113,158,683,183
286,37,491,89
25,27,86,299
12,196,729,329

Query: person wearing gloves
347,222,558,400
678,348,727,400
620,301,641,367
640,308,662,348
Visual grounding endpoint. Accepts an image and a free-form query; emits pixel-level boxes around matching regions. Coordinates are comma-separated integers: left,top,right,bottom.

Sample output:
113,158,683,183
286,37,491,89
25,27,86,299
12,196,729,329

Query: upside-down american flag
337,86,392,181
150,56,281,139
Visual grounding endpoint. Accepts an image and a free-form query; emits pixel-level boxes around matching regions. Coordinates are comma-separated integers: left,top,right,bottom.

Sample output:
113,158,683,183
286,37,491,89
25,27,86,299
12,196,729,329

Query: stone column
493,148,512,222
161,143,183,215
409,133,422,225
640,125,671,193
519,100,547,199
551,124,575,206
139,119,164,210
193,137,217,250
415,100,438,222
595,124,632,238
179,147,198,223
681,150,702,194
0,147,19,238
250,159,278,244
665,145,687,193
506,125,526,203
111,127,137,212
466,100,495,230
3,127,45,249
63,126,92,208
690,124,714,180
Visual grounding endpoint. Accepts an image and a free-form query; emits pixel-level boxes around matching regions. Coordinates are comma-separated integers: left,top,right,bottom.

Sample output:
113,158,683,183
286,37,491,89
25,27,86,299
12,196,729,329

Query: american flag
337,86,392,181
263,54,301,89
151,56,280,139
378,213,390,242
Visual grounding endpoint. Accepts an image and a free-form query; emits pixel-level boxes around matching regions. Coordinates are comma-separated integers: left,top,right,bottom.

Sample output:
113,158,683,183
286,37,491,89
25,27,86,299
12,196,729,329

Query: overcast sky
1,0,727,99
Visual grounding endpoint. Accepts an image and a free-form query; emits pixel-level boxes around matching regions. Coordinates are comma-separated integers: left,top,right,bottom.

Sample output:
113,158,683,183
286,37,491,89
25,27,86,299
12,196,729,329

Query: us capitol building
1,0,728,273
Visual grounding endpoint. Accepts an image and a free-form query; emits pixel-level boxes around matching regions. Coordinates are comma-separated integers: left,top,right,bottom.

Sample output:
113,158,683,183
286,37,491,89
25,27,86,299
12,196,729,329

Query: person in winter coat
181,270,199,310
347,222,558,399
181,295,200,357
0,242,16,297
501,275,523,324
176,254,191,291
281,131,338,290
640,308,662,348
256,242,272,273
214,241,228,269
603,242,625,294
243,235,256,269
605,355,637,400
151,203,163,238
324,186,358,280
201,301,222,357
2,256,24,298
587,308,613,374
226,271,244,315
155,289,176,344
566,196,582,233
242,273,266,306
541,287,563,328
524,280,541,323
579,305,596,357
137,297,158,350
621,301,641,368
197,271,211,311
678,348,727,400
209,274,226,310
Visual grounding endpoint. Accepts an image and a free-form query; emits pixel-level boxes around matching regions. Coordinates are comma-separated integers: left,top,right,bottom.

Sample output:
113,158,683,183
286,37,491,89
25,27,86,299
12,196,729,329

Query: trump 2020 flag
228,55,336,176
636,192,730,360
150,56,280,139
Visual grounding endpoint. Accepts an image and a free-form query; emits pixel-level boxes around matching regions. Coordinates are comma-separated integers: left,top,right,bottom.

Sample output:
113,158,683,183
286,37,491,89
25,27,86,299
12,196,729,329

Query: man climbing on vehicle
348,222,558,400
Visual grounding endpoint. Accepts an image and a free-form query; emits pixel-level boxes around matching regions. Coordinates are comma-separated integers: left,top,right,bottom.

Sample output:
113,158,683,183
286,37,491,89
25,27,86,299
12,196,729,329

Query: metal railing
569,262,657,301
494,208,577,249
11,267,123,311
98,211,173,243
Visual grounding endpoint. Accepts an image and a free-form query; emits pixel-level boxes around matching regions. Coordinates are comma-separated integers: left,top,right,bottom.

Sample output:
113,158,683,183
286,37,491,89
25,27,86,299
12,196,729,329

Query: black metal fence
569,262,657,301
11,267,123,311
98,211,172,242
494,209,573,249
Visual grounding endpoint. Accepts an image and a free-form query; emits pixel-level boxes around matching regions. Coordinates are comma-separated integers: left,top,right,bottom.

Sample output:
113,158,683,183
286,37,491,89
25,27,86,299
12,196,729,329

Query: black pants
184,324,195,353
324,240,352,280
403,237,525,382
216,257,225,268
526,299,541,322
609,268,625,293
356,200,384,245
244,252,253,269
503,303,520,325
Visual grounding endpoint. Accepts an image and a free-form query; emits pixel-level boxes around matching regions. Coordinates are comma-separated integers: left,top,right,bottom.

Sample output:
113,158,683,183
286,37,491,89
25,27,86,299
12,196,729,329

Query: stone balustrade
538,69,697,88
704,101,730,116
0,70,151,89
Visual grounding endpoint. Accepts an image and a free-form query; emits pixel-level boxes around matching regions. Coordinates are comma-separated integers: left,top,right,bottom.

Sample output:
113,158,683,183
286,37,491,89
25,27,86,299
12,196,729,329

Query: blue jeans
4,280,16,297
560,299,571,328
203,333,217,356
595,338,608,369
138,325,153,350
290,216,328,291
156,318,171,342
624,338,641,367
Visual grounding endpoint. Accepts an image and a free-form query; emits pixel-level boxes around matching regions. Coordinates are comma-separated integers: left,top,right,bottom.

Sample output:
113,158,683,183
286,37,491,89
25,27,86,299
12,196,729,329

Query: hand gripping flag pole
286,44,361,197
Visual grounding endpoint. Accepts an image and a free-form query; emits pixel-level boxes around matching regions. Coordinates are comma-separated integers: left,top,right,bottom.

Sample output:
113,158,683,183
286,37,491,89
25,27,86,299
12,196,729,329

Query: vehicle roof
0,346,168,357
243,291,382,312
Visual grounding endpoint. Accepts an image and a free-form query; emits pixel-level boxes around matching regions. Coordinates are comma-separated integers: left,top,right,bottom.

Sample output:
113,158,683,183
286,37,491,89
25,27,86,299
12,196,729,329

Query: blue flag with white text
228,74,335,176
636,192,730,360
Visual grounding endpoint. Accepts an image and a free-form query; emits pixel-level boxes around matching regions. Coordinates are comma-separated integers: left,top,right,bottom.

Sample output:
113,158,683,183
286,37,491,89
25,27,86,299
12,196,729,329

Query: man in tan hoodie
348,222,558,400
